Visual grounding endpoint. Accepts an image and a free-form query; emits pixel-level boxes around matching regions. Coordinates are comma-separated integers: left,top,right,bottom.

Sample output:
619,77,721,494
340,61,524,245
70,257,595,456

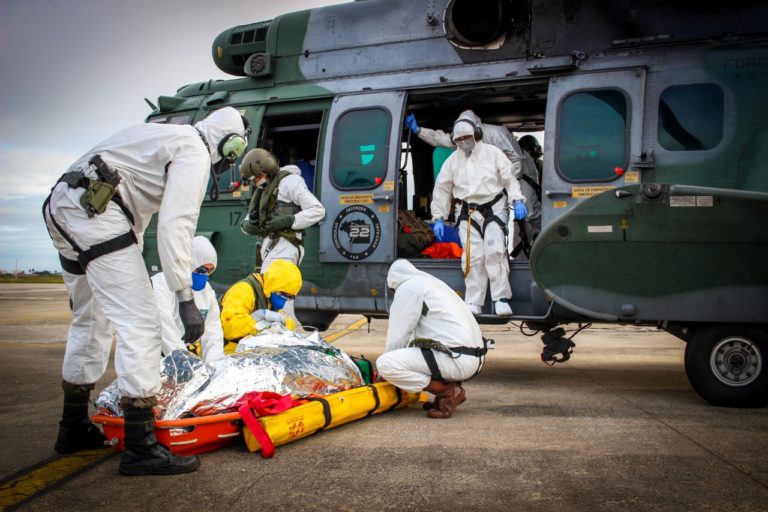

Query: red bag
421,242,462,259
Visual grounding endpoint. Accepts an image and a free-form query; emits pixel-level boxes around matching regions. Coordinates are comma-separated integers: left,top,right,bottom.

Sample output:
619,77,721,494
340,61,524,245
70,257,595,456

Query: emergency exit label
572,186,616,198
339,194,374,205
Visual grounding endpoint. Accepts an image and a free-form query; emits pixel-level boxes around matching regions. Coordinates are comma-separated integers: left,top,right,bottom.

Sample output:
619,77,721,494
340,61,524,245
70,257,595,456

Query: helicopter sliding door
541,69,646,224
319,91,406,264
532,69,647,321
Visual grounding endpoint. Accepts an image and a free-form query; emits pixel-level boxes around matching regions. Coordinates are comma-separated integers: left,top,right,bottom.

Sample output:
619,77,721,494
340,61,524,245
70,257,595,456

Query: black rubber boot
118,405,200,476
54,387,106,454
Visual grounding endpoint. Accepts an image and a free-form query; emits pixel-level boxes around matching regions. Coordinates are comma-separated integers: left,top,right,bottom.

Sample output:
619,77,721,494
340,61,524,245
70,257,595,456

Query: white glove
251,309,286,325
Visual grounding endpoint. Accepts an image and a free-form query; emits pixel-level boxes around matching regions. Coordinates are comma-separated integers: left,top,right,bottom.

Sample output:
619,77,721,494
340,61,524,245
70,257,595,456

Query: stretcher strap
384,386,404,413
364,385,381,417
238,404,276,459
305,397,332,430
237,391,300,459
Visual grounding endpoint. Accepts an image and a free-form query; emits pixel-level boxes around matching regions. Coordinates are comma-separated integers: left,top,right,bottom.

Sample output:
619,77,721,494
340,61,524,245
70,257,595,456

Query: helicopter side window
330,108,390,190
556,89,628,182
658,84,723,151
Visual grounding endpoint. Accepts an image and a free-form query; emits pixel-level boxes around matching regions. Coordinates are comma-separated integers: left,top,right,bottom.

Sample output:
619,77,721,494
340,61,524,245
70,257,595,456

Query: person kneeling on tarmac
376,260,491,419
219,259,302,349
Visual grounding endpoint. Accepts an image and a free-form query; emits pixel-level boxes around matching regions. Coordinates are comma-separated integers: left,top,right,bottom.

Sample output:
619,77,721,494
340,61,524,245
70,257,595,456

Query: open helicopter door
319,91,406,264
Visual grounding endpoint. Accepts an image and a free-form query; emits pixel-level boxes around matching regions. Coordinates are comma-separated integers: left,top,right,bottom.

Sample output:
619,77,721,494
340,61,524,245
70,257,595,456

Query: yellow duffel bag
241,382,419,457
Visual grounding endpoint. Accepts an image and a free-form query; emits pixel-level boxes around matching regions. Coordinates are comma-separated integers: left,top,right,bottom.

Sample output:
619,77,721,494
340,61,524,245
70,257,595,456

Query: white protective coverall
431,135,525,312
259,164,325,272
152,236,225,364
376,260,485,392
417,110,541,245
43,107,247,398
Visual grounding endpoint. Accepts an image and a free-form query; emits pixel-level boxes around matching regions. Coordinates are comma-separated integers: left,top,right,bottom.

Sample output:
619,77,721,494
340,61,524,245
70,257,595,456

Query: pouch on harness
43,155,136,275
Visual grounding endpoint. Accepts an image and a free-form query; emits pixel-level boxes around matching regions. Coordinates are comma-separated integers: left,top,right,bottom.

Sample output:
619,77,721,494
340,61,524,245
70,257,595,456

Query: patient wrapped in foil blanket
96,325,363,420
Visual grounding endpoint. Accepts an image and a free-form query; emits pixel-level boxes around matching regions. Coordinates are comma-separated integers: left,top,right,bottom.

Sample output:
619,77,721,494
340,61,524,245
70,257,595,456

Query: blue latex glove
405,113,420,134
432,218,445,241
513,200,528,220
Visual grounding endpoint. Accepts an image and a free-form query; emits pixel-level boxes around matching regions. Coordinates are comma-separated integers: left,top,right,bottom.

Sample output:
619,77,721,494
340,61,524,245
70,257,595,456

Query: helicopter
141,0,768,407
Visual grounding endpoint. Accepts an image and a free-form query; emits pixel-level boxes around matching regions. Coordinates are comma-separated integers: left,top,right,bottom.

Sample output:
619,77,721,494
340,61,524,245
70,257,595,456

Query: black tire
684,324,768,407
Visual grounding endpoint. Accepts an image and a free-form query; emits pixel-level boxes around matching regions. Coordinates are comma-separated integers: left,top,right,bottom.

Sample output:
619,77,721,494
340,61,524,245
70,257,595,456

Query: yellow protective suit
220,259,303,344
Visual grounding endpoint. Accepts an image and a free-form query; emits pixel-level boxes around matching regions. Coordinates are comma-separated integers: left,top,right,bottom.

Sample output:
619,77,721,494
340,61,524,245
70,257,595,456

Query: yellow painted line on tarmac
325,317,367,343
0,449,113,510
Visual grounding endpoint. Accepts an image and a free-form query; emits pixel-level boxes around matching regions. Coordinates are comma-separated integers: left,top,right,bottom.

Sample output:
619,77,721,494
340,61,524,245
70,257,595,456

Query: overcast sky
0,0,349,272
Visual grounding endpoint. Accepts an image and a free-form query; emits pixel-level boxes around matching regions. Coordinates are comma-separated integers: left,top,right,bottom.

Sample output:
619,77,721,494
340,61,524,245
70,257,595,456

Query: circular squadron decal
331,205,382,260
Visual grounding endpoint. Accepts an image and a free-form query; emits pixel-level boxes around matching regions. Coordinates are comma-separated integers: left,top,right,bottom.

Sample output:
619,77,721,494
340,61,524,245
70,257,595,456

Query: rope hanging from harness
464,207,472,277
456,192,507,278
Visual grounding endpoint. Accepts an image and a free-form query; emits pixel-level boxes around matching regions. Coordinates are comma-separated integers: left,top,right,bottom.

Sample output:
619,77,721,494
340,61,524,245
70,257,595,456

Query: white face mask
457,139,475,156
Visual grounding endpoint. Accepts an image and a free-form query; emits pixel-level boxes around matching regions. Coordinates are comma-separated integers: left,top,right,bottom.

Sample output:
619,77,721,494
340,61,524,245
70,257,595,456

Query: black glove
178,299,204,342
240,216,265,236
264,215,295,232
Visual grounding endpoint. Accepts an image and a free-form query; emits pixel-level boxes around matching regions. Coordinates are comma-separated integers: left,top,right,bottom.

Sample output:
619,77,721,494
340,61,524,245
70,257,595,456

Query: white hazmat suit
152,236,225,364
259,164,325,272
44,107,247,399
431,124,525,315
376,260,485,393
417,110,541,246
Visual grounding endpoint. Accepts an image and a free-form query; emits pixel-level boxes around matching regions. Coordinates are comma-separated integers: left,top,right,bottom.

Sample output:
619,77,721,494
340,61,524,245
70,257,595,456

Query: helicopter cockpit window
658,84,723,151
557,90,628,182
331,108,390,190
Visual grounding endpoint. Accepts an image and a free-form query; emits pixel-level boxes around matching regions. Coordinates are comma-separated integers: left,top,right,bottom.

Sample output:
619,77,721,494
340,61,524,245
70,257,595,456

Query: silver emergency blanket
95,349,210,418
95,325,363,420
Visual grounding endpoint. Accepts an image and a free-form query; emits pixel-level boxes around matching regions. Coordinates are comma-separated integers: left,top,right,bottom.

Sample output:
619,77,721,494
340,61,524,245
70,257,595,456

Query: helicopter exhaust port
443,0,515,49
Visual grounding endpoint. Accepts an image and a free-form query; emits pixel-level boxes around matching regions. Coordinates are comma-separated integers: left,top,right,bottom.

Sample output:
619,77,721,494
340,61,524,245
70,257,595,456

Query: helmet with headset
452,110,483,140
217,116,250,164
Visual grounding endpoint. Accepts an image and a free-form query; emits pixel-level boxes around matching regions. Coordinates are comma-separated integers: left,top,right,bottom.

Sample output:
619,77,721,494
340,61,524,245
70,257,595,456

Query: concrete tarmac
0,284,767,511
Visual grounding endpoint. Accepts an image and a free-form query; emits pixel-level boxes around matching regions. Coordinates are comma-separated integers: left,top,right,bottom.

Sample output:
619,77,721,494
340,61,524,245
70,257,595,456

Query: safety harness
409,302,491,380
248,170,303,255
42,161,137,275
454,191,507,277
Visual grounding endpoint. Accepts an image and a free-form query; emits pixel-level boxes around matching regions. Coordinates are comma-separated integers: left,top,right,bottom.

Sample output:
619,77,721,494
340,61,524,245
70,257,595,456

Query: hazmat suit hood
387,259,425,290
194,107,247,164
262,259,302,298
452,121,476,142
192,236,217,274
458,110,482,127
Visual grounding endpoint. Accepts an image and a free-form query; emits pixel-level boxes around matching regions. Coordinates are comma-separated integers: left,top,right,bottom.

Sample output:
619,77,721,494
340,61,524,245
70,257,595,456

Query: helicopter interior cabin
255,109,324,193
397,80,549,259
